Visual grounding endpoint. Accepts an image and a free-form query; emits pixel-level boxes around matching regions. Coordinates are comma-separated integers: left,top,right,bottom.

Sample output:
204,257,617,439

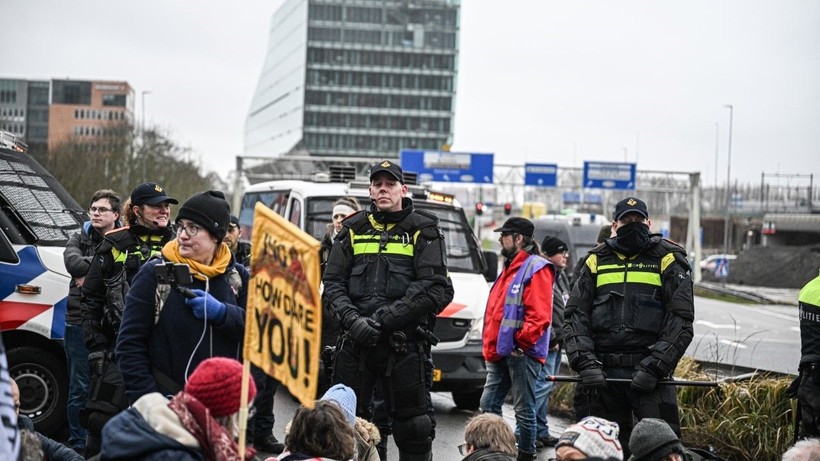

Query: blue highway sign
400,150,494,183
583,161,636,190
524,163,558,187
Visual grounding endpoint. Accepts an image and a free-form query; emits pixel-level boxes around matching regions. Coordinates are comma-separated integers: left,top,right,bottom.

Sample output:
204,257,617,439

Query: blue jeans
480,355,541,454
64,323,89,451
535,348,562,437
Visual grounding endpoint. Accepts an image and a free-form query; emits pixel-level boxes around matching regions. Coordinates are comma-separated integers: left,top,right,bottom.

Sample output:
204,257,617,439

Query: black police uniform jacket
322,198,453,336
563,235,695,377
81,224,174,353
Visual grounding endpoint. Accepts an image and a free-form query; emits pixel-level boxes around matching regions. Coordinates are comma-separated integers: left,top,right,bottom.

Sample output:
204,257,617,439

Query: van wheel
7,346,68,437
452,389,482,410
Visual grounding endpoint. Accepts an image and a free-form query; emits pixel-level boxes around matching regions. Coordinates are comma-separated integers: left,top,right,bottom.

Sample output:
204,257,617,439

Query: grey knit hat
628,418,682,461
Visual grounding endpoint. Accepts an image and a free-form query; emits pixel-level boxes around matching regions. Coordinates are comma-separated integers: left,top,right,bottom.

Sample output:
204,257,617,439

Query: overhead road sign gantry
583,161,636,190
524,163,558,187
400,149,494,184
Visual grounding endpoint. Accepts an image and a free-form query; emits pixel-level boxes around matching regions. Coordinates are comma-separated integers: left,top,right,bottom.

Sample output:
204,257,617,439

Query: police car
240,178,497,409
0,131,85,435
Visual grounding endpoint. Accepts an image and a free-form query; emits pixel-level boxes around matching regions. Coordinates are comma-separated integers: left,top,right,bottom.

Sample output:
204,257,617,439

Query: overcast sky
3,0,819,188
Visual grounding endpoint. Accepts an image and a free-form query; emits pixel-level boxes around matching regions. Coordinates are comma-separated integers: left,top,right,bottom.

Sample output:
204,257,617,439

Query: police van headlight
466,318,483,343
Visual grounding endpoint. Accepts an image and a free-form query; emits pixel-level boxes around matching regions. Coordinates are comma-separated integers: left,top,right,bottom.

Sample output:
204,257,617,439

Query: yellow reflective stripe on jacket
596,260,662,288
112,235,165,262
351,233,416,256
661,253,676,272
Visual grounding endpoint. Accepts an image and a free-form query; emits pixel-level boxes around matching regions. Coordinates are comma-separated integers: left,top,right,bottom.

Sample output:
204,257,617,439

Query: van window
0,150,84,245
288,198,302,226
239,190,291,239
0,229,19,263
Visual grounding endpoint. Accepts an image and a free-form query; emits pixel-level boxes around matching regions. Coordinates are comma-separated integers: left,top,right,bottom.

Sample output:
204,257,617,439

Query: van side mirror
482,250,498,282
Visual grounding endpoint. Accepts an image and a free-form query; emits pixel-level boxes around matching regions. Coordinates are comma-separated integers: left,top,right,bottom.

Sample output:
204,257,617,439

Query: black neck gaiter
610,222,651,256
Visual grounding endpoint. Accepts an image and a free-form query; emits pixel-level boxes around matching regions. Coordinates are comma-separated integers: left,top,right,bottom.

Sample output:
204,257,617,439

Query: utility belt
597,352,649,368
799,361,820,381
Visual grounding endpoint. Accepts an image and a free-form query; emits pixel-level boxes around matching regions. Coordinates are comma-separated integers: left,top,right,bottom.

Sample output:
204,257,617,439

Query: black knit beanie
176,190,230,242
629,418,682,461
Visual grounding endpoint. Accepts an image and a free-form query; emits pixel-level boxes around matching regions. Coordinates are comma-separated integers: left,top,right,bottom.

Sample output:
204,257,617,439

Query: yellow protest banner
244,202,322,406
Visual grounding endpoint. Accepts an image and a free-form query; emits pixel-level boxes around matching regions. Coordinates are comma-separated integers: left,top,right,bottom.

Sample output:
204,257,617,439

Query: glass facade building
244,0,460,159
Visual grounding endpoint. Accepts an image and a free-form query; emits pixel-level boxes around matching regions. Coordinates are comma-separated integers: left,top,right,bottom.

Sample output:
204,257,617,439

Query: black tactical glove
88,351,107,376
631,369,659,393
786,376,800,399
578,367,607,390
348,317,382,347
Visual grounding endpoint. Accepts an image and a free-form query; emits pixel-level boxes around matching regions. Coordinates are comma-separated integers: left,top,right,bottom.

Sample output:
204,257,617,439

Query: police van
0,131,85,435
239,178,497,409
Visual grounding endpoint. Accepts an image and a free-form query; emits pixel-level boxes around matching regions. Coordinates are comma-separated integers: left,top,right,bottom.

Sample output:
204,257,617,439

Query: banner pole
238,359,252,459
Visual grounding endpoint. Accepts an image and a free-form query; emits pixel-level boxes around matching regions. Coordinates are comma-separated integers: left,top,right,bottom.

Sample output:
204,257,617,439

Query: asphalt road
687,294,800,375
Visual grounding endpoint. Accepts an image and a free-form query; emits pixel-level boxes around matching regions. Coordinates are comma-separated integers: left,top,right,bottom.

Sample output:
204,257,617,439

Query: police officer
795,270,820,439
80,182,177,457
563,197,694,456
322,161,453,461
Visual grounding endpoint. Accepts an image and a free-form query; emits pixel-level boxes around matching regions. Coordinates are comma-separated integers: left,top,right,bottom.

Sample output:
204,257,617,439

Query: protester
63,189,120,453
458,413,517,461
267,400,357,461
322,161,453,461
116,190,249,402
224,215,251,266
11,378,83,461
321,383,381,461
320,196,360,273
782,438,820,461
80,182,177,456
527,235,571,448
563,197,694,456
99,357,257,461
555,416,623,461
480,217,553,461
627,418,712,461
793,270,820,439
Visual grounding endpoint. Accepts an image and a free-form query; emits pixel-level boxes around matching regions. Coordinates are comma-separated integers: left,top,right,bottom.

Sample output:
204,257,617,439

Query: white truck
239,179,497,409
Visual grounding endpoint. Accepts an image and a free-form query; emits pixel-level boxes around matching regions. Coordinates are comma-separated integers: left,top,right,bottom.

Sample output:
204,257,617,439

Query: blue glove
185,289,227,323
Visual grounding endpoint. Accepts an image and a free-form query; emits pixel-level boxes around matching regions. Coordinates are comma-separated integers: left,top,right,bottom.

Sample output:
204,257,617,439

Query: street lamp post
141,90,151,183
722,105,733,277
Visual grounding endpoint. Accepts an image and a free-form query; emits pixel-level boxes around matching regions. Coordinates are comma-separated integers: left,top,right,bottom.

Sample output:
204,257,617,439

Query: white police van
0,131,85,435
239,178,497,409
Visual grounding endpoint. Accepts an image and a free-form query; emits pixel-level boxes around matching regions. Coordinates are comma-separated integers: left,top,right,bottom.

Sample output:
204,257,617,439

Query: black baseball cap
130,182,178,206
229,215,239,228
613,197,648,221
493,217,534,239
370,160,404,183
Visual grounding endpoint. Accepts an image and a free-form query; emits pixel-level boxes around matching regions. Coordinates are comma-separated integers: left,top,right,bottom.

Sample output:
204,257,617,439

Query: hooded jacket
99,392,202,461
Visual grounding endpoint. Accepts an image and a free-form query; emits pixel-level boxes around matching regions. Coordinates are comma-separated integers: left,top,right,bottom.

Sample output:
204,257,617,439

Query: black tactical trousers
573,366,680,459
798,365,820,439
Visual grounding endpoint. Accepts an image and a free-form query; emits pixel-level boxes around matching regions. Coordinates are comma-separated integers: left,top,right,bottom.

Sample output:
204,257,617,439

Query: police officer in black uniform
794,271,820,439
322,161,453,461
563,197,694,456
80,182,177,457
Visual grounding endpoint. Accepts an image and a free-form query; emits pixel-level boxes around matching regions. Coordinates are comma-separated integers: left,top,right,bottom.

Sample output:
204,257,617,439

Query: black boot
517,451,537,461
376,437,388,461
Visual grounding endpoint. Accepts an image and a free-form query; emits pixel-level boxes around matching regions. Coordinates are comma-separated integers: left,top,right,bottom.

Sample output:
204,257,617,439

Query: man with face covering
562,197,694,457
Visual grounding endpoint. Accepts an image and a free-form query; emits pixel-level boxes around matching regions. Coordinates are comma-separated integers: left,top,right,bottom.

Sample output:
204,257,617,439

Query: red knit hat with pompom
184,357,256,417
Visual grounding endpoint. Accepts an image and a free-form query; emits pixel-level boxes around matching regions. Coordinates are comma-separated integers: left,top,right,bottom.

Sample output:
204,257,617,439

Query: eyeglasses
177,223,203,237
88,207,112,214
457,443,469,456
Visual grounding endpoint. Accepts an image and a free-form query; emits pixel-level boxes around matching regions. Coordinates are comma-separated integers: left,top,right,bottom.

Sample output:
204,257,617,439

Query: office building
48,79,134,151
244,0,460,160
0,78,134,163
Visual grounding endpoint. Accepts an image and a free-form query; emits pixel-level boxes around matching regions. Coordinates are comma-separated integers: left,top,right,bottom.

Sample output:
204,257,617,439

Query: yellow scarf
161,240,232,281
